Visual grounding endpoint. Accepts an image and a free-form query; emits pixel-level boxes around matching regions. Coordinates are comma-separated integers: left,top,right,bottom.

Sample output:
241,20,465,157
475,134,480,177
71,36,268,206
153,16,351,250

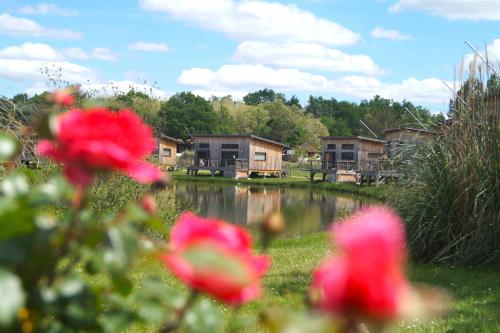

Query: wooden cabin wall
384,130,433,144
249,139,283,171
194,137,250,165
321,138,384,162
322,138,359,162
158,139,178,165
357,140,385,160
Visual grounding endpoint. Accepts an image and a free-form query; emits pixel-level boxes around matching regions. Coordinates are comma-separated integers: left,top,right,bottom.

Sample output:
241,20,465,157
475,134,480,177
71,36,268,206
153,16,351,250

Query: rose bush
0,89,448,333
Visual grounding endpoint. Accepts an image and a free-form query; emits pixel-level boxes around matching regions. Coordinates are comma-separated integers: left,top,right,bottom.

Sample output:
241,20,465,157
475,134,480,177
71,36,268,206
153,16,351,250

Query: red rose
161,212,270,306
310,206,410,321
37,108,163,186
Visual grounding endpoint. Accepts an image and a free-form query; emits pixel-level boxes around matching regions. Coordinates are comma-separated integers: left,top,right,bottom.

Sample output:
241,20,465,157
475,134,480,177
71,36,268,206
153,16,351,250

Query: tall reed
397,57,499,265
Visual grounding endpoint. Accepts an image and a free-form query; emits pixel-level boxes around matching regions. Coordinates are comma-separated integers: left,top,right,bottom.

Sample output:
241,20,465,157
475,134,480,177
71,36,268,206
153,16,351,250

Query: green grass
127,232,500,332
171,171,392,201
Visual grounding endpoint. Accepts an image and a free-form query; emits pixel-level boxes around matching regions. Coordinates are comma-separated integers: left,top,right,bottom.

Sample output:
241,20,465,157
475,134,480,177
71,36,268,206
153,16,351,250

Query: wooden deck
187,158,287,178
309,160,394,185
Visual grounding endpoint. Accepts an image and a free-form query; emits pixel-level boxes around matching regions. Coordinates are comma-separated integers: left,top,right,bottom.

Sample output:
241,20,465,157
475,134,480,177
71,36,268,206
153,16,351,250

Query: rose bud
140,194,157,214
48,89,75,107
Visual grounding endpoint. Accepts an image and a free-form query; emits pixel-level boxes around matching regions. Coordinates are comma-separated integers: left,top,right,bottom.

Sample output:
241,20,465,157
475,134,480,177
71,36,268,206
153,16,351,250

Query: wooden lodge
301,143,321,160
187,134,285,179
309,136,385,183
383,127,434,160
156,135,182,167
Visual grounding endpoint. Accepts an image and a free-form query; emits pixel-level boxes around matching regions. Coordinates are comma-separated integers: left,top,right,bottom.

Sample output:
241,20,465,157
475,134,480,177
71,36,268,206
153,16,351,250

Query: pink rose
50,89,75,107
161,212,271,306
37,108,163,186
310,206,410,321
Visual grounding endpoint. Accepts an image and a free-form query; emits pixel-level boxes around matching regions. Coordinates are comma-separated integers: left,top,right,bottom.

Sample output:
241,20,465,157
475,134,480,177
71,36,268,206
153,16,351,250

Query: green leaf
101,311,134,333
103,225,138,271
141,277,185,310
0,173,29,197
111,274,133,297
0,132,20,162
136,301,168,324
36,176,73,202
0,240,27,264
260,309,340,333
183,299,222,333
36,113,58,140
0,198,35,240
0,269,25,327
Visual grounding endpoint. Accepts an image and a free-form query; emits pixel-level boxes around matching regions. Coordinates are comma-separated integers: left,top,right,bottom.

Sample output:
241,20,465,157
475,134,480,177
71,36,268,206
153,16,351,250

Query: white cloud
233,41,384,75
0,43,63,61
63,47,89,60
128,41,169,52
0,13,81,39
18,3,77,16
81,80,169,99
370,27,413,41
464,39,500,67
0,59,96,83
178,64,451,104
139,0,360,46
389,0,500,21
90,48,119,61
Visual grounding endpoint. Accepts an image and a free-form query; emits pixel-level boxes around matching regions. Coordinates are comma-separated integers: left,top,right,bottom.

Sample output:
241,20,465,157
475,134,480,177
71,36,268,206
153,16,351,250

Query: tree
286,95,301,108
159,92,218,140
112,91,162,134
243,89,284,105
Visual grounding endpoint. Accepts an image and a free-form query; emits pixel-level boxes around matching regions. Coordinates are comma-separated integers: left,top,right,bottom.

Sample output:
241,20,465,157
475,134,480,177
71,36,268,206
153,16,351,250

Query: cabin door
221,151,238,166
324,152,336,169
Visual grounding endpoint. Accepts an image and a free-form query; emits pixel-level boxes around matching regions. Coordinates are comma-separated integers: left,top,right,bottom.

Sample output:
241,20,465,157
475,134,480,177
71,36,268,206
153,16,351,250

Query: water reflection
173,183,368,236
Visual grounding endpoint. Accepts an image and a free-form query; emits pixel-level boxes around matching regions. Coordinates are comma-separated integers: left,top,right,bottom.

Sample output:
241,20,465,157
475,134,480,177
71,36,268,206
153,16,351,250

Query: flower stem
159,291,198,333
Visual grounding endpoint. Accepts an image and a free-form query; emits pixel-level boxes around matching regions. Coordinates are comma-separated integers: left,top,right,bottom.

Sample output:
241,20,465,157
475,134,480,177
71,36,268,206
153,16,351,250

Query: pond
173,182,371,237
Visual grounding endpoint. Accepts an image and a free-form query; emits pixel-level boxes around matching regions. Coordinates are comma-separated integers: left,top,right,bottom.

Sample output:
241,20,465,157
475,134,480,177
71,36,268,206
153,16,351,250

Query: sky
0,0,499,113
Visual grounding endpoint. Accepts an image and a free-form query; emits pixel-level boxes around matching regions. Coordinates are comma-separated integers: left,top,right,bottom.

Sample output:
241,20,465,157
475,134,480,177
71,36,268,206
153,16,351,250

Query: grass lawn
128,232,500,332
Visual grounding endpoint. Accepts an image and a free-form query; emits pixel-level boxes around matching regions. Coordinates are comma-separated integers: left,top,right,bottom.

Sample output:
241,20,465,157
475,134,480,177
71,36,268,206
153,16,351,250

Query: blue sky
0,0,499,113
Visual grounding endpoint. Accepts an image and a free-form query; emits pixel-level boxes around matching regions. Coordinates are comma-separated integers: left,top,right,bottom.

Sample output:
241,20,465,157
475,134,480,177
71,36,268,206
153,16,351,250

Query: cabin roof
320,136,386,144
301,143,321,153
383,127,434,134
160,135,183,143
193,134,285,147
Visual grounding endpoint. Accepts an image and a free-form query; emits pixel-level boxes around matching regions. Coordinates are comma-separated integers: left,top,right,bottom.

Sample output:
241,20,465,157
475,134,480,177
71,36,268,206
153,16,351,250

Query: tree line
7,89,446,152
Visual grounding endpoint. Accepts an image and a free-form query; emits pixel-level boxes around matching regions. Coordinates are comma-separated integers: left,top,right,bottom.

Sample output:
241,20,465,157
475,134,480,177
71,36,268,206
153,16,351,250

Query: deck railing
309,160,385,172
195,158,249,170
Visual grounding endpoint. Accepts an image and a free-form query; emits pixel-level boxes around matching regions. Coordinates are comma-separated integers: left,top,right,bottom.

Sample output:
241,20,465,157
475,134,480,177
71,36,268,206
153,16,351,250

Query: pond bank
171,172,392,201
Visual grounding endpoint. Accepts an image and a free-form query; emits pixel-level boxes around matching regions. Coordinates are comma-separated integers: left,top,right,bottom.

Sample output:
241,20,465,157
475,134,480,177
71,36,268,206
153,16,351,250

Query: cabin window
161,148,171,157
341,144,355,150
255,152,267,161
221,144,239,150
199,143,209,149
326,144,336,150
341,152,355,160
